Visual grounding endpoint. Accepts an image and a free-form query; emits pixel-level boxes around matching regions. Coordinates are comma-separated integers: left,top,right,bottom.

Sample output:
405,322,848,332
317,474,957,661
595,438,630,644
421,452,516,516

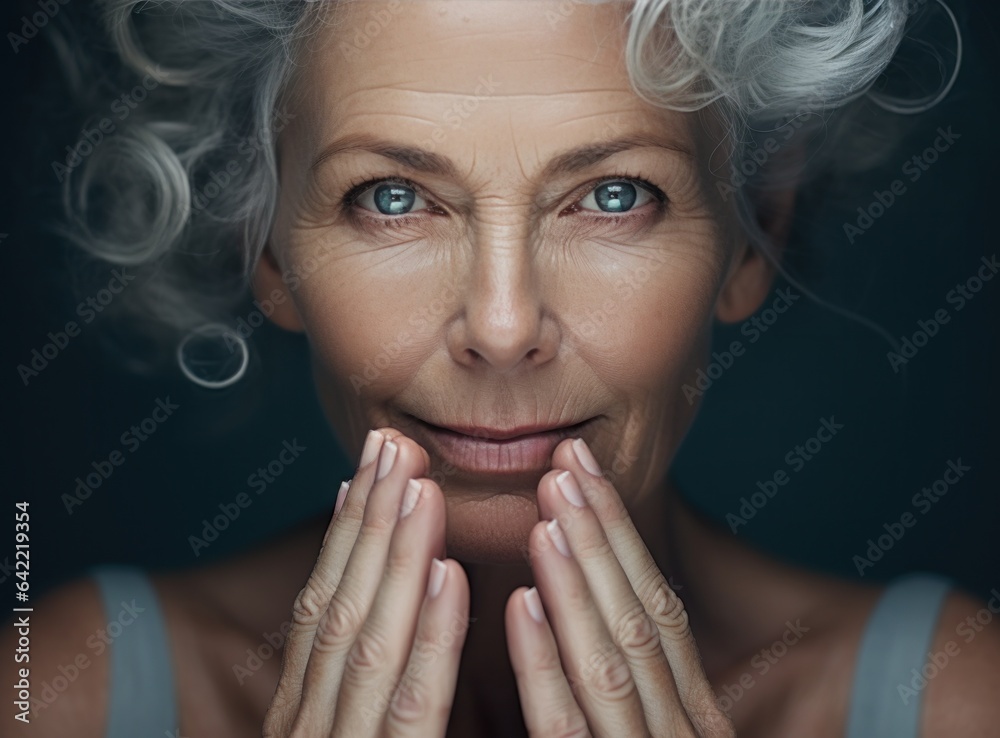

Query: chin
441,488,541,566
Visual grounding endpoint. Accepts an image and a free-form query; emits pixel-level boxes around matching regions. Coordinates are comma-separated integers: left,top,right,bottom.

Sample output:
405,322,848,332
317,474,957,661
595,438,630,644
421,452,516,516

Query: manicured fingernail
555,470,586,507
572,438,602,477
427,558,447,599
546,519,571,558
334,479,350,516
360,430,384,468
376,440,398,480
400,479,422,519
523,587,545,623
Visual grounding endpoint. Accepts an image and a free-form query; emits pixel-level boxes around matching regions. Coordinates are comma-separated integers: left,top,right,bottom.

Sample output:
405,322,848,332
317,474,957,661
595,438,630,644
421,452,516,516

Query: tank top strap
844,571,955,738
86,564,181,738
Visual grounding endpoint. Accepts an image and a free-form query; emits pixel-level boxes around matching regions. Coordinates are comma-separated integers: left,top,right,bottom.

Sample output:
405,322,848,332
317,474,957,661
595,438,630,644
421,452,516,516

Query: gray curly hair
54,0,961,377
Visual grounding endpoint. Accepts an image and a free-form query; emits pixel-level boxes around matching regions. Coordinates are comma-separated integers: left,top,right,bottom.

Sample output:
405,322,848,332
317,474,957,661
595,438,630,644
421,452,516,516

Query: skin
7,1,1000,737
251,0,787,734
261,0,772,561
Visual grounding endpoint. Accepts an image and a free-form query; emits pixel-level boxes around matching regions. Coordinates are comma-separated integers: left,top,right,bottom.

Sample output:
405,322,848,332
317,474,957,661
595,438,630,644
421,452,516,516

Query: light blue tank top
86,565,954,737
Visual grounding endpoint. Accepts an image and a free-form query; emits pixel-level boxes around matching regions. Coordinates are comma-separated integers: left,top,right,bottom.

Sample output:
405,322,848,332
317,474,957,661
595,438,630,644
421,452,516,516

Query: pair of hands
262,427,734,737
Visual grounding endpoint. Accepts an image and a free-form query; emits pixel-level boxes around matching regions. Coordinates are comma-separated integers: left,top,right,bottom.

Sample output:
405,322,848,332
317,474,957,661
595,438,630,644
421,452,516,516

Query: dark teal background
3,1,997,603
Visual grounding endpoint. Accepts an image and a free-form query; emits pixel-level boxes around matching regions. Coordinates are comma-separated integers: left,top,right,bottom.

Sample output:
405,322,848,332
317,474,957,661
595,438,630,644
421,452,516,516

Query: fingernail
572,438,602,477
334,479,350,516
360,430,384,468
546,519,571,557
555,470,586,508
399,479,422,519
427,558,447,599
376,439,398,480
523,587,545,623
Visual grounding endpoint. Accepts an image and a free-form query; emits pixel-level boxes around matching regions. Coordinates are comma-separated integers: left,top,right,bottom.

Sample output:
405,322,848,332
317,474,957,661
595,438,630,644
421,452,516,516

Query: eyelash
339,171,667,231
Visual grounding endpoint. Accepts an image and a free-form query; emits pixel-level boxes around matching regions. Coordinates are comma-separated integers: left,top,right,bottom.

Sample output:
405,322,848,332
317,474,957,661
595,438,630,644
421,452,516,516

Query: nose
446,229,558,372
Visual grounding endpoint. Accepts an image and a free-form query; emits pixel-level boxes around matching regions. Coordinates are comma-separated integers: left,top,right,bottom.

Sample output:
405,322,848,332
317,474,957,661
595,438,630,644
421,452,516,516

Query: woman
7,0,998,736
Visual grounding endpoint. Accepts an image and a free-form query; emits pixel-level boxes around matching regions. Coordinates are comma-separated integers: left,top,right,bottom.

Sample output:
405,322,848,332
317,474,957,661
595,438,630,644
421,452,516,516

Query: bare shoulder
0,575,110,737
772,574,1000,738
920,588,1000,737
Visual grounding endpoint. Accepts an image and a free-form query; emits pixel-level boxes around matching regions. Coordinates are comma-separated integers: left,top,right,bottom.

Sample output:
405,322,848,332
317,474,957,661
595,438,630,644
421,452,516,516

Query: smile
408,415,597,474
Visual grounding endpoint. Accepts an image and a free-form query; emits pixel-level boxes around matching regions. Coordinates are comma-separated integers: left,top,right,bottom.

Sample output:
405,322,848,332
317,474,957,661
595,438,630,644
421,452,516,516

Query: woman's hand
505,437,734,738
263,428,470,738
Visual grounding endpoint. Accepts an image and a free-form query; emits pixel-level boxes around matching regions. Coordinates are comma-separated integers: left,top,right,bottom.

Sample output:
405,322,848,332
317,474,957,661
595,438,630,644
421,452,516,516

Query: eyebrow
309,132,694,181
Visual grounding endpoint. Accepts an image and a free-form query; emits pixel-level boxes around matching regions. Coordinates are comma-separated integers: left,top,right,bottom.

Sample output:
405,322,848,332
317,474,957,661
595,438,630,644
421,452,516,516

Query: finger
551,437,727,729
535,467,691,736
506,585,592,738
385,558,470,738
266,427,387,733
330,479,447,736
526,517,650,738
291,435,430,735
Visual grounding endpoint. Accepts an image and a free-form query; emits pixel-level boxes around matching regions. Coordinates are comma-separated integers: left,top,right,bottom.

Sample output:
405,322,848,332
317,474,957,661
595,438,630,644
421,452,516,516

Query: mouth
407,414,598,475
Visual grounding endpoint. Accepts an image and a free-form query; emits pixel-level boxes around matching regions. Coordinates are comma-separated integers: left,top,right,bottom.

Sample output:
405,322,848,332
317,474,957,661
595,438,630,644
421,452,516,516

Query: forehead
290,0,708,166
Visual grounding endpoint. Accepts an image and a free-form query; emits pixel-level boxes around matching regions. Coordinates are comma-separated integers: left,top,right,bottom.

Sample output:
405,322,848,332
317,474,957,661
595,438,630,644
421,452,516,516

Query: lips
410,415,595,474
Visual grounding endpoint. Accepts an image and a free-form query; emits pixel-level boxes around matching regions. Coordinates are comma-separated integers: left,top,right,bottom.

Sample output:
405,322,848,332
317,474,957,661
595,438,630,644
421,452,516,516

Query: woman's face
259,0,778,563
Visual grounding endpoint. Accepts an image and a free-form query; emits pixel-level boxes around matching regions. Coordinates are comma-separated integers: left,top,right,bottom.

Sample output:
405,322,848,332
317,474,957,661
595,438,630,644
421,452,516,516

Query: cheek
570,250,719,390
287,254,455,398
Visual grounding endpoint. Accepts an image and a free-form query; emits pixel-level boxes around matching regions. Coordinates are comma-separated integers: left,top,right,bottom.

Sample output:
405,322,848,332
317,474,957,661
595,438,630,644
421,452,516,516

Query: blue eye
355,181,428,216
578,180,656,214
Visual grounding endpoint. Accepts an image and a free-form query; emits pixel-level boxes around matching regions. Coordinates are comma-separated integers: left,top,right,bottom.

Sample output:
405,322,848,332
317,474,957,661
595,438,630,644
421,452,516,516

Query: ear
714,148,804,324
252,243,305,332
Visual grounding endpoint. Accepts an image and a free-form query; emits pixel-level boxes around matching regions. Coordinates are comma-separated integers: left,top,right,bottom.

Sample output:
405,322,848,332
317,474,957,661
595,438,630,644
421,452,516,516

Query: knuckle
384,544,414,583
360,507,397,535
613,604,662,658
335,493,366,523
578,647,635,703
314,595,362,651
596,491,630,525
345,626,390,677
387,676,431,725
543,711,592,738
532,642,566,677
292,580,334,627
645,576,692,640
512,635,564,683
571,529,614,562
